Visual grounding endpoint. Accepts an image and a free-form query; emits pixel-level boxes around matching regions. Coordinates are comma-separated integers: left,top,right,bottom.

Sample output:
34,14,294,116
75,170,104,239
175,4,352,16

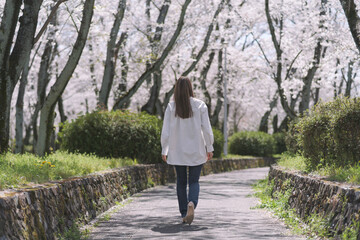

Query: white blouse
161,97,214,166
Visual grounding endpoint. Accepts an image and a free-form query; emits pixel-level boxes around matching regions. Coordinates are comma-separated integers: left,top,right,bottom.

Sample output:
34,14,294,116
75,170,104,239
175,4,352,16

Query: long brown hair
174,76,194,118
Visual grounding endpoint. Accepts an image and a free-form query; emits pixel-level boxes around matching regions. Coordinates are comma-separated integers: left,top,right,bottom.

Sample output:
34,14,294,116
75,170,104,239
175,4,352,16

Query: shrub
330,98,360,166
293,97,360,170
273,132,287,154
228,131,275,157
212,128,224,158
59,110,162,164
295,103,334,170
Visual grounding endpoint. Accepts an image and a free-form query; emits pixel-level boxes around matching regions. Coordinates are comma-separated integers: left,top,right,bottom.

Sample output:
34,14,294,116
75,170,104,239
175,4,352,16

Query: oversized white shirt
161,97,214,166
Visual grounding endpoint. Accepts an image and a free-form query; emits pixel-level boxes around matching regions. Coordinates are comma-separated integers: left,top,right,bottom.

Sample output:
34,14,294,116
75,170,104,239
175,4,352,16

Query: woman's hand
162,155,167,162
207,152,213,161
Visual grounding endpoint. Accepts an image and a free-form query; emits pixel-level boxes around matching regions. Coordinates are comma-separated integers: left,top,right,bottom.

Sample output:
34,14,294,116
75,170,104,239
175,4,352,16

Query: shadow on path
89,167,305,240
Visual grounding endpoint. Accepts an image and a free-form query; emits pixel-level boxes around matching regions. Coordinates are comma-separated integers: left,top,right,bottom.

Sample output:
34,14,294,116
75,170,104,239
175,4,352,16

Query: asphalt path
89,167,305,240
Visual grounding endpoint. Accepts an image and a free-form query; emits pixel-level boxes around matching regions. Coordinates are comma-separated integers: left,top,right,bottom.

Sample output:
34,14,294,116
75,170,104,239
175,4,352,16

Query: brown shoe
183,202,194,225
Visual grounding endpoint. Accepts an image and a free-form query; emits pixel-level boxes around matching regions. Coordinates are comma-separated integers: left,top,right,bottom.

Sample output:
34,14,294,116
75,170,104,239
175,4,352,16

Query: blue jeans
175,164,203,218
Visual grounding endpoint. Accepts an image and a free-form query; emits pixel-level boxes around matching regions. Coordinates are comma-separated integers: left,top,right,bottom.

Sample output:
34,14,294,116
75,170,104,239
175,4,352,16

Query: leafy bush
295,103,334,170
273,132,287,154
330,98,360,166
293,97,360,170
59,110,162,164
228,131,276,157
212,128,224,158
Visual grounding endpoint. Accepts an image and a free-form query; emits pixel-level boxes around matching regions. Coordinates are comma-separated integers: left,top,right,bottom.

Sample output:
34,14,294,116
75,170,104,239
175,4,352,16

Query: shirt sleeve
161,104,171,155
200,103,214,152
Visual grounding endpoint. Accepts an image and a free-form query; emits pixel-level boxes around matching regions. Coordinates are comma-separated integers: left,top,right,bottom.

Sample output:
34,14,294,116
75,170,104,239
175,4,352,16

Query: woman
161,76,214,225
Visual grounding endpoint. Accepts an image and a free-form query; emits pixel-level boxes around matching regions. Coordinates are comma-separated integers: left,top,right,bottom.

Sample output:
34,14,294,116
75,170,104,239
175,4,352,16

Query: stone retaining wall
269,166,360,238
0,157,274,240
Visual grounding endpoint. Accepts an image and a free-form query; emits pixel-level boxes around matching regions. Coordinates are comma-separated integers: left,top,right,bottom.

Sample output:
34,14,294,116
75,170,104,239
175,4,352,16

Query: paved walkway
89,167,305,239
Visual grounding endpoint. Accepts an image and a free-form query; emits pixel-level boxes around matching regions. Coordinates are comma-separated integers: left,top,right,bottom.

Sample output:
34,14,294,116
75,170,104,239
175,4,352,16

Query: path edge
0,157,275,239
269,166,360,238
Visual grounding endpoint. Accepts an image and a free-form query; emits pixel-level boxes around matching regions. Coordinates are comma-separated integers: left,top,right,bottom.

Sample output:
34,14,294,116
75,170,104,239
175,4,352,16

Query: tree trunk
299,1,326,114
32,12,58,150
200,51,216,115
313,87,320,105
299,41,322,114
278,116,290,132
113,0,192,109
211,47,223,127
56,96,67,150
15,56,30,153
265,0,296,120
98,0,126,109
339,0,360,53
23,124,32,146
36,0,95,156
58,96,67,124
141,0,171,114
0,0,43,153
88,37,99,97
113,33,130,110
141,70,163,114
345,61,354,97
272,114,278,133
259,92,278,133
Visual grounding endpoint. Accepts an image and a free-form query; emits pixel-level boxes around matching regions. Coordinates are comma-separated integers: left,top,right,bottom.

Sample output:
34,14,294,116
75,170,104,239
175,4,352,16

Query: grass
252,178,359,239
277,153,360,185
0,151,136,190
276,153,307,172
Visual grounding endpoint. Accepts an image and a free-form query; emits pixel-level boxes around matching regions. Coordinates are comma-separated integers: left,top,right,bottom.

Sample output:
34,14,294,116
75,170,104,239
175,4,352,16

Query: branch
265,0,281,56
251,32,270,65
113,0,192,109
163,0,227,107
339,0,360,53
34,0,68,44
285,50,302,80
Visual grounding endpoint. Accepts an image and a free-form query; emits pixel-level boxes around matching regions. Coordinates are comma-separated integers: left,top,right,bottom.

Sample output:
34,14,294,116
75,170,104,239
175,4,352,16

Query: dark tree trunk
15,56,30,153
265,0,296,120
345,61,354,97
299,0,327,114
272,114,278,133
23,124,32,146
298,41,323,114
98,0,126,109
278,116,290,132
36,0,95,156
141,70,163,114
259,92,278,133
200,51,216,116
32,16,58,150
113,33,130,110
211,47,223,127
0,0,43,153
141,0,171,114
88,37,99,97
339,0,360,53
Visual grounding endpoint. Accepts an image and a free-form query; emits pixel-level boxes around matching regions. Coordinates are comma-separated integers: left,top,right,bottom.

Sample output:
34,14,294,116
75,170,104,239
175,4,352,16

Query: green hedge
291,97,360,170
59,110,162,164
212,128,224,158
273,132,287,154
228,131,276,157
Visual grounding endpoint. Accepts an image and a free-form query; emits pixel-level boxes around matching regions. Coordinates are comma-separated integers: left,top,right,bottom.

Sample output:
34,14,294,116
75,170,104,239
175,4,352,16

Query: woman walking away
161,76,214,225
